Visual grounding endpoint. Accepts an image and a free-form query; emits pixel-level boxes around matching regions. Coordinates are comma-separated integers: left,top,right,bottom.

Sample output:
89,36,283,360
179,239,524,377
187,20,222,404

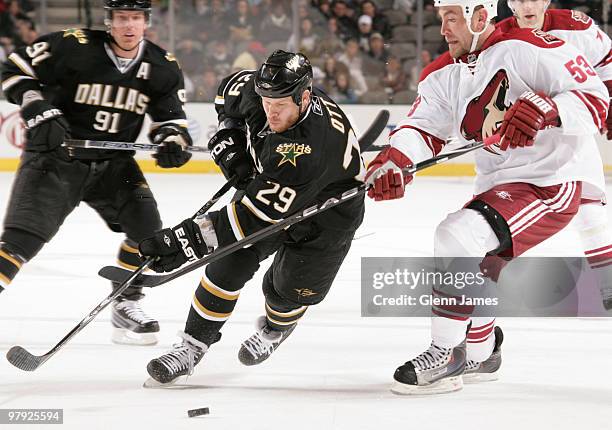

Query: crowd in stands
0,0,38,63
0,0,609,104
151,0,610,104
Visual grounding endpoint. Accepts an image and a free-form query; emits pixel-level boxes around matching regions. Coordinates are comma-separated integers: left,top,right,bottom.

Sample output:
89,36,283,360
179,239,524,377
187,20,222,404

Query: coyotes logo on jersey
460,69,510,150
571,10,591,25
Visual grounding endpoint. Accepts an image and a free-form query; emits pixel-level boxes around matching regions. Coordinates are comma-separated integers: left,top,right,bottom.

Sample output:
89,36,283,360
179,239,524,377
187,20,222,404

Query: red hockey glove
365,147,414,201
604,80,612,140
498,91,560,151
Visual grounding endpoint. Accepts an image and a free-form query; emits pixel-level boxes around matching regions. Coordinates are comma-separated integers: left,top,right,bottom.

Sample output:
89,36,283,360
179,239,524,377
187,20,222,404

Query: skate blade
111,328,158,346
390,376,463,395
462,371,499,384
143,375,190,389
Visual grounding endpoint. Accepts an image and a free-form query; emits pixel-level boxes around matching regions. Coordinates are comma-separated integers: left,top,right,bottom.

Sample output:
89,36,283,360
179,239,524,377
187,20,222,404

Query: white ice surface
0,172,611,430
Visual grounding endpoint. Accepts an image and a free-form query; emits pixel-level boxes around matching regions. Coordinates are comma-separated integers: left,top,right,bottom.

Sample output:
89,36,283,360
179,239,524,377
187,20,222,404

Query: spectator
287,17,319,58
381,55,408,95
207,39,233,78
357,14,373,52
409,49,432,90
260,0,292,43
361,0,391,40
229,0,257,43
316,0,332,18
317,16,345,56
332,0,359,41
231,40,267,72
0,0,25,49
394,0,415,15
176,39,205,77
194,68,219,102
321,54,350,91
337,38,368,96
203,0,228,42
368,32,390,63
15,16,36,45
328,70,358,104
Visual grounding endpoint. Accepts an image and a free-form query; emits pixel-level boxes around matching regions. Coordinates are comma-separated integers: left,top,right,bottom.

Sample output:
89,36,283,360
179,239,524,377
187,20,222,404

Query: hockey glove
208,128,254,188
20,100,71,152
498,91,559,151
364,147,414,201
150,124,193,168
139,219,211,272
604,80,612,140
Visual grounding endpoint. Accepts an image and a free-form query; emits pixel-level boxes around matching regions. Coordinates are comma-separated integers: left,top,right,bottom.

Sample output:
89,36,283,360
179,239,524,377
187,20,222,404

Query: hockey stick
5,111,390,372
5,176,238,372
62,109,390,154
99,134,501,289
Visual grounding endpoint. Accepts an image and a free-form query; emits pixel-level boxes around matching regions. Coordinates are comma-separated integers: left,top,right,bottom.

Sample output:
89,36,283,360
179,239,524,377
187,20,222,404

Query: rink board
1,101,611,175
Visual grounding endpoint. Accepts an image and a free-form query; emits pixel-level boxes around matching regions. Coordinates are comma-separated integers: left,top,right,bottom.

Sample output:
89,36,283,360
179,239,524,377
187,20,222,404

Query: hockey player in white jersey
365,0,608,394
497,1,612,312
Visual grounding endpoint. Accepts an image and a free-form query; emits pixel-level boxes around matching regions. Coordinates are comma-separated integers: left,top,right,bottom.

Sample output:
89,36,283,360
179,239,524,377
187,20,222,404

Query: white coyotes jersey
498,9,612,82
392,27,609,199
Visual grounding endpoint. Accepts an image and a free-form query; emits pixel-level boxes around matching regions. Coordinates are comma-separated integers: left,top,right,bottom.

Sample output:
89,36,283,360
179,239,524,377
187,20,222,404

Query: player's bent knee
1,228,46,261
434,208,501,257
206,248,261,292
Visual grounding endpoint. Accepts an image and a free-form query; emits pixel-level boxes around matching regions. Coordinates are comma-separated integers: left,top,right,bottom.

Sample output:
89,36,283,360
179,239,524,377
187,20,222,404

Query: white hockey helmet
434,0,498,30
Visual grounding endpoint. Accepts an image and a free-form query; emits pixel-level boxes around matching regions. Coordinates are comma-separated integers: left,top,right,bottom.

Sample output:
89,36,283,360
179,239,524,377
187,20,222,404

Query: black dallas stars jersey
211,70,366,246
1,28,187,158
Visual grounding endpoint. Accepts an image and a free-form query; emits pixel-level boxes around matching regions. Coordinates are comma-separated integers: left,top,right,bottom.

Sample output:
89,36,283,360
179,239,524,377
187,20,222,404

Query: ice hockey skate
144,331,211,388
111,296,160,346
238,316,296,366
391,340,466,395
463,326,504,383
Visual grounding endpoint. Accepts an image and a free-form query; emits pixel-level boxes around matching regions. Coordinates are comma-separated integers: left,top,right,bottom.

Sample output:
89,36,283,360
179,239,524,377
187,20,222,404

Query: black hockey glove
139,219,211,273
20,100,70,152
150,124,193,168
208,128,254,188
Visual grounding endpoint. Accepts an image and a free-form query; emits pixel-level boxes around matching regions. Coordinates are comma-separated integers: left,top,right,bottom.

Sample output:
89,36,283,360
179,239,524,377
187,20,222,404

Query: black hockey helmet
104,0,151,23
254,50,313,106
104,0,151,11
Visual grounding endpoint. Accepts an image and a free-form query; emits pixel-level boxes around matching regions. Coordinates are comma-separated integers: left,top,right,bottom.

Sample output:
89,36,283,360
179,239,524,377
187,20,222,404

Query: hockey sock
185,269,241,345
0,244,25,293
264,302,307,331
117,239,143,270
466,317,496,362
575,204,612,303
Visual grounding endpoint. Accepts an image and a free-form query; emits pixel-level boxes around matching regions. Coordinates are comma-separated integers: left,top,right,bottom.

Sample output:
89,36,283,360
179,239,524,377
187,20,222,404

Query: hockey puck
187,407,210,417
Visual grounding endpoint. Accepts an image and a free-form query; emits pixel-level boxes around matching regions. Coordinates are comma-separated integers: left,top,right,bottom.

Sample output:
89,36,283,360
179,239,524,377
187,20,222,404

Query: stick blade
98,266,163,288
6,346,44,371
358,109,390,152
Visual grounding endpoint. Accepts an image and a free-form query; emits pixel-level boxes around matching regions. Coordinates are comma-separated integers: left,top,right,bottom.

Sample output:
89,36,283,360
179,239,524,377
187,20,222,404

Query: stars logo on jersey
294,288,317,298
63,28,88,44
460,69,511,153
276,143,312,167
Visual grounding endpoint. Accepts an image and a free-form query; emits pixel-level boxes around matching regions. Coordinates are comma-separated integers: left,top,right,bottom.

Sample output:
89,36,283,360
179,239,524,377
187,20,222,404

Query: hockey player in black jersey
0,0,192,345
138,50,366,385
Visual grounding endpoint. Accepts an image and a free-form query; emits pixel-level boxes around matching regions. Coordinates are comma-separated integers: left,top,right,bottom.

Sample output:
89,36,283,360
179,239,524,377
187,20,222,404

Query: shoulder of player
218,69,256,97
495,16,519,33
489,27,565,50
37,28,101,49
419,51,454,83
542,9,593,32
143,41,182,70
